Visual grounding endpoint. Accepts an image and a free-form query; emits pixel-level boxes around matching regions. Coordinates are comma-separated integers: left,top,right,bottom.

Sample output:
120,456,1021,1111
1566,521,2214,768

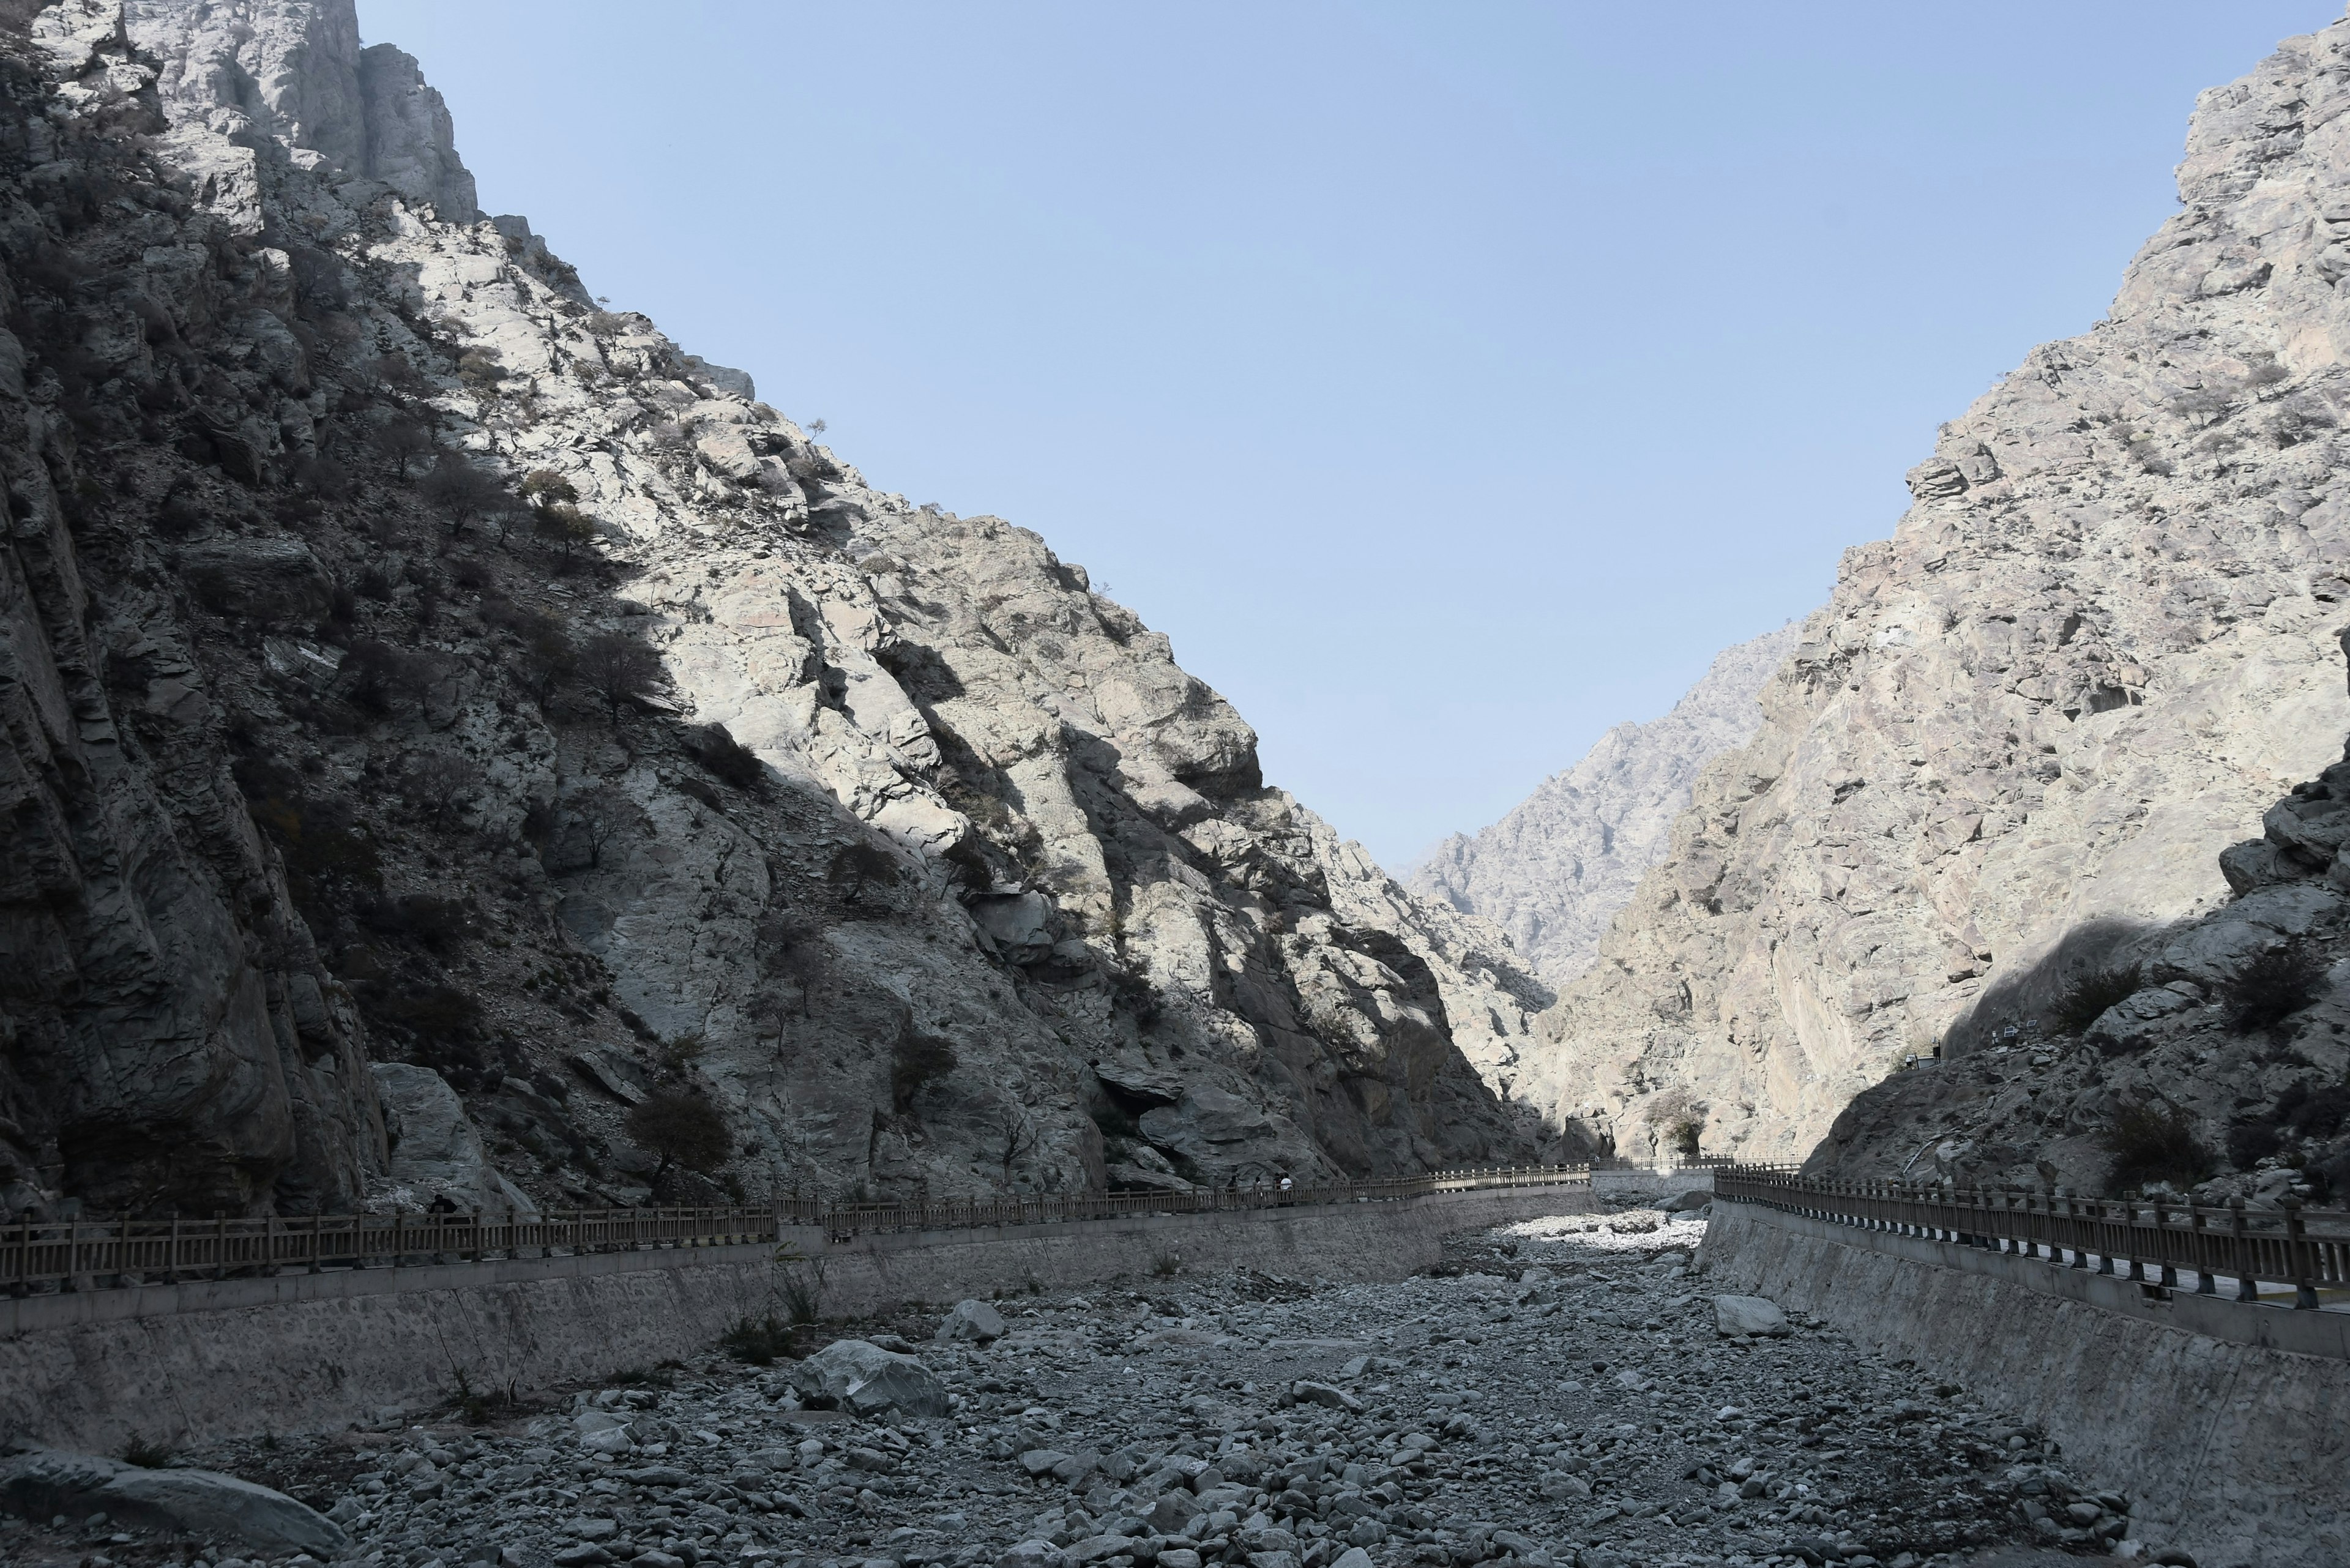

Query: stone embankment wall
1702,1202,2349,1568
0,1185,1595,1454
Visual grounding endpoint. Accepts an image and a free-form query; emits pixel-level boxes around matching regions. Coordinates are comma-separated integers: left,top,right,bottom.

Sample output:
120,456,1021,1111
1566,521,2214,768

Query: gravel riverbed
1,1211,2174,1568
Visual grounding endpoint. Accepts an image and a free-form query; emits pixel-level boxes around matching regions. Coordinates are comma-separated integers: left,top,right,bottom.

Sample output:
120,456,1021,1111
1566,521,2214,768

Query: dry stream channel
3,1209,2163,1568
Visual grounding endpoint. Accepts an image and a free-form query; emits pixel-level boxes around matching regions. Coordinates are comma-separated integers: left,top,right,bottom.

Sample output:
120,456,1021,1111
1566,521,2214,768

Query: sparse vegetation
1643,1088,1706,1159
2222,944,2327,1035
119,1434,175,1469
371,417,434,478
718,1313,794,1366
890,1031,957,1114
2102,1100,2215,1194
576,630,665,723
2048,962,2142,1036
625,1090,729,1178
420,456,510,537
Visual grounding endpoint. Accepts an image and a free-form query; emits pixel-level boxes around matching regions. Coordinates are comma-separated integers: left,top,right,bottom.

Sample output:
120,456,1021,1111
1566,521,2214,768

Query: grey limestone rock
1711,1294,1789,1338
1520,14,2350,1164
176,537,335,621
790,1338,950,1418
938,1298,1009,1343
0,1447,348,1556
370,1063,537,1216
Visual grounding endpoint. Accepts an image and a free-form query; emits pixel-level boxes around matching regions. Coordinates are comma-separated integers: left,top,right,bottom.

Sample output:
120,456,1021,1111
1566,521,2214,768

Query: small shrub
119,1434,175,1469
1643,1088,1706,1159
420,457,510,537
686,723,764,791
576,630,665,723
292,454,351,499
607,1365,673,1388
660,1030,710,1073
455,349,505,392
827,842,903,911
778,1256,824,1326
448,556,493,592
718,1313,793,1366
360,892,474,947
2223,945,2328,1034
2227,1120,2283,1170
625,1090,729,1177
531,501,599,565
447,1367,517,1425
890,1031,957,1114
2102,1102,2216,1194
2048,963,2142,1036
2277,1078,2350,1140
371,417,435,479
519,468,579,507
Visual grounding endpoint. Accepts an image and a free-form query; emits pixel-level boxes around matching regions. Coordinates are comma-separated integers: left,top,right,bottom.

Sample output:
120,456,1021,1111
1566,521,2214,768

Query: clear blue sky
363,0,2330,871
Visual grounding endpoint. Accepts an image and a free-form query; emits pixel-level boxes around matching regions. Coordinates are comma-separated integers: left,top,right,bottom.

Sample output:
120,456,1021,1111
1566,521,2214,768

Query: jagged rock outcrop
1809,730,2350,1204
1520,12,2350,1165
0,0,1553,1220
0,0,384,1218
1410,623,1800,990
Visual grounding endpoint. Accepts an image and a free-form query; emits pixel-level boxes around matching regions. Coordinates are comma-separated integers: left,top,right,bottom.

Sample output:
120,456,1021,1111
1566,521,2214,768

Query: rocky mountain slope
1517,10,2350,1166
1409,624,1800,991
1810,722,2350,1205
0,0,1559,1223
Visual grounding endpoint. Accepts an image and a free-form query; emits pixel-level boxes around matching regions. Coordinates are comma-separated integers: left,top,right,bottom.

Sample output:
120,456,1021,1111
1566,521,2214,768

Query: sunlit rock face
1520,14,2350,1164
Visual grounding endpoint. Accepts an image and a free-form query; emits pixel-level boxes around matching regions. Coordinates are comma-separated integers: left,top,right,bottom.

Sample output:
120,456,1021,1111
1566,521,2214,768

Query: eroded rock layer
0,0,1553,1220
1520,13,2350,1164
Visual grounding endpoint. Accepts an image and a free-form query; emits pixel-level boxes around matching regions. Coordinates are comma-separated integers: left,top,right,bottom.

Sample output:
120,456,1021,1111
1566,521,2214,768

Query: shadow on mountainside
1801,737,2350,1203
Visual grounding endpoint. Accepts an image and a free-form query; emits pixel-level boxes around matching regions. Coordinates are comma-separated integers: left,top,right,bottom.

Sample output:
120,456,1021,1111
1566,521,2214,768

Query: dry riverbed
0,1211,2179,1568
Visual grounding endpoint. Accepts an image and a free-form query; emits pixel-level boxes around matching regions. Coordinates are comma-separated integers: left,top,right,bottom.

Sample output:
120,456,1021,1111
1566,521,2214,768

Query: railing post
2192,1204,2216,1294
2281,1197,2319,1310
2229,1198,2259,1302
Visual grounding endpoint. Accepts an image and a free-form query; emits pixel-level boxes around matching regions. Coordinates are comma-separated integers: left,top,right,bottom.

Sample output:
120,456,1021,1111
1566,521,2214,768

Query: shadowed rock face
1411,623,1802,990
1520,12,2350,1165
0,0,1553,1220
0,2,385,1217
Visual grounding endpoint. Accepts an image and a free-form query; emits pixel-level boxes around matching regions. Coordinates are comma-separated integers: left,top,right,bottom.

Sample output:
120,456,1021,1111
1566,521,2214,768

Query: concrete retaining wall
0,1184,1594,1454
1702,1202,2350,1568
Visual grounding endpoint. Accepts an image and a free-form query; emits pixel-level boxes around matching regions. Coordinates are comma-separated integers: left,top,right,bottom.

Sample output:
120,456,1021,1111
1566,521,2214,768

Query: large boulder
1712,1294,1791,1338
0,1447,347,1556
372,1062,537,1216
936,1298,1007,1344
789,1338,949,1418
1136,1086,1276,1169
176,537,334,621
968,892,1054,965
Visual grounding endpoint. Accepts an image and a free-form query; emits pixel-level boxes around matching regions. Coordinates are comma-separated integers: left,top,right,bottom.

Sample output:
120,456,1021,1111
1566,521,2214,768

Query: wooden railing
2,1163,1591,1294
1716,1165,2350,1310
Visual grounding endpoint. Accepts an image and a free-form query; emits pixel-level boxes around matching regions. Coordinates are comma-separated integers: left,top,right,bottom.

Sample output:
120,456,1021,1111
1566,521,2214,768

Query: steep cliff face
1809,726,2350,1206
1409,623,1800,991
0,0,1548,1221
0,0,386,1218
1519,13,2350,1165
